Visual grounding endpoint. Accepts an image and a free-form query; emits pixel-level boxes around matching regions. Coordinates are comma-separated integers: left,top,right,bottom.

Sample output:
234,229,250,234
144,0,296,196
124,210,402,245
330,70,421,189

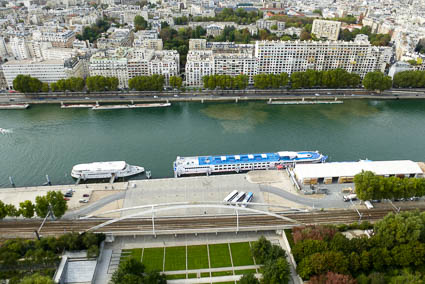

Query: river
0,99,424,187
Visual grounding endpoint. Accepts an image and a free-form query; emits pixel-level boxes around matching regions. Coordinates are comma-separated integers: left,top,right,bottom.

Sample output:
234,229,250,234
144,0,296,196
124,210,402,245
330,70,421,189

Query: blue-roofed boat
173,150,327,177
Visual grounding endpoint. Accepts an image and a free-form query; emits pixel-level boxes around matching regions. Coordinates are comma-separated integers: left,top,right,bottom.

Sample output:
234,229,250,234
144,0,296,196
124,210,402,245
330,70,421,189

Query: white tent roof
294,160,423,180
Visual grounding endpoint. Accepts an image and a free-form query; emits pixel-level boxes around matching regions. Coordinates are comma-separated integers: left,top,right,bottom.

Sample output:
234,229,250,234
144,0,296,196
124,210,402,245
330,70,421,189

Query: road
1,88,425,105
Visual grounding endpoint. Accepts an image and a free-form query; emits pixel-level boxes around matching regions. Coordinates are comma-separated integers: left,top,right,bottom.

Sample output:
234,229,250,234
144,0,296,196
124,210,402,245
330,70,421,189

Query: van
364,201,374,209
343,194,357,202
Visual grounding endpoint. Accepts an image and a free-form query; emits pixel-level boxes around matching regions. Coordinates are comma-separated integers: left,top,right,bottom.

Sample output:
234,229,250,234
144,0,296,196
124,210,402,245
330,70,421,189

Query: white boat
92,105,131,110
129,103,171,108
0,104,30,110
61,104,96,109
71,161,144,179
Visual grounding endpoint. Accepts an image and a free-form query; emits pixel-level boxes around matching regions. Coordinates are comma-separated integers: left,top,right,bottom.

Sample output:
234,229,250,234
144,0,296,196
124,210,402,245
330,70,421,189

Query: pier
268,97,343,105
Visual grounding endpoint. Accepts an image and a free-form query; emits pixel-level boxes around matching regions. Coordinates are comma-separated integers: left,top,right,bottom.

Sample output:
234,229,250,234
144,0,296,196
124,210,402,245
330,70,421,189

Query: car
64,197,70,201
9,99,15,102
85,97,90,100
173,94,179,97
314,93,320,96
371,199,381,203
343,194,358,202
119,96,125,98
64,192,73,197
153,95,158,98
409,197,419,201
79,199,89,203
83,193,90,197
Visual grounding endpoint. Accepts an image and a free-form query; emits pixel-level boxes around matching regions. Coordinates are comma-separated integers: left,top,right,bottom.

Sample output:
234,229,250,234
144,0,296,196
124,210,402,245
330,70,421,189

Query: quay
268,97,343,105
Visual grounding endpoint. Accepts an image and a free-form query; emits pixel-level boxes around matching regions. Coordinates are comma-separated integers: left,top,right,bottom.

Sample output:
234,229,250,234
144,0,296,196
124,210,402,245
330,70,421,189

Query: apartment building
10,37,30,60
311,20,341,41
255,39,391,78
32,29,76,48
90,48,179,88
185,50,214,86
97,28,133,49
2,57,84,88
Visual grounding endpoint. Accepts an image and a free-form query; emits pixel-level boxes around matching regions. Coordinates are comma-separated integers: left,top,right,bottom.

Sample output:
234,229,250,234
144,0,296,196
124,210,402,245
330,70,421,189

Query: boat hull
71,165,144,179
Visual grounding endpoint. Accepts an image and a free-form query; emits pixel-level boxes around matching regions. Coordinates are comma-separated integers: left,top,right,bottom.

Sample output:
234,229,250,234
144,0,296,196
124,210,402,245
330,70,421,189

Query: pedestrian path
164,265,260,275
167,274,262,284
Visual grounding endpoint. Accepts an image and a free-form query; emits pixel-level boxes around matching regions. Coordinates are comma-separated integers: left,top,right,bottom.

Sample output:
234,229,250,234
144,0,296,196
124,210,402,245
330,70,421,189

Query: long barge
0,103,30,110
173,150,327,177
92,103,171,110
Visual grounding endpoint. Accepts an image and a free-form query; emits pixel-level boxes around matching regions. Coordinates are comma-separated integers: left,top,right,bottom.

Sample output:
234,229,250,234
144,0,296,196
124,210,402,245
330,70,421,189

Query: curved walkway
63,191,126,219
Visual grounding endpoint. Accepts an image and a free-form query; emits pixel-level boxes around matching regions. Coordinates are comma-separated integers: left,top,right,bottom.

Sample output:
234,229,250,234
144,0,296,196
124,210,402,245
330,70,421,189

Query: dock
61,102,95,109
268,98,343,105
91,102,171,110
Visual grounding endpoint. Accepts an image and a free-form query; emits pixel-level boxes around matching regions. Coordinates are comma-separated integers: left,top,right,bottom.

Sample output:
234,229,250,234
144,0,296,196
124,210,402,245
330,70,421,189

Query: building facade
311,20,341,41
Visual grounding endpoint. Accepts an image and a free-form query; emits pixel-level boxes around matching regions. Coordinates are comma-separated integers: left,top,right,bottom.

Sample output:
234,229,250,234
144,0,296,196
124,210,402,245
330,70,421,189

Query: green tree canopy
239,273,259,284
262,257,291,284
362,71,392,91
13,75,43,93
19,200,35,218
134,15,148,31
19,273,54,284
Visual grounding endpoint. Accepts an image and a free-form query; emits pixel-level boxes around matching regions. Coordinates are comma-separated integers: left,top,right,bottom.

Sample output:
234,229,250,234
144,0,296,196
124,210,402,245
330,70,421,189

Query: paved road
63,191,126,219
260,184,355,209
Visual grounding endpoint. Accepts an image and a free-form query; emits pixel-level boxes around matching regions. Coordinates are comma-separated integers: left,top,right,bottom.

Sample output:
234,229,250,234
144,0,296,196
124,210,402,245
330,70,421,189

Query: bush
292,225,338,243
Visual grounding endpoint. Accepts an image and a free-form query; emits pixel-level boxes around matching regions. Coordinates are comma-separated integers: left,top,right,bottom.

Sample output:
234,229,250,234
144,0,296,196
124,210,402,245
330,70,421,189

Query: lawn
201,272,211,277
234,269,257,275
166,274,186,280
120,248,142,261
187,245,209,269
142,247,164,271
230,242,254,266
164,246,186,271
209,243,232,268
211,271,234,277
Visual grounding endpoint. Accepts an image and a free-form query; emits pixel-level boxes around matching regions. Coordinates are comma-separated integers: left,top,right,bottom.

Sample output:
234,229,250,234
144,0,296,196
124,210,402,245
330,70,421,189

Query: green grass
201,272,210,277
211,271,234,277
142,247,164,271
120,248,142,261
209,244,232,268
234,269,257,275
188,273,197,278
164,246,186,271
166,274,186,280
187,245,209,269
230,242,254,266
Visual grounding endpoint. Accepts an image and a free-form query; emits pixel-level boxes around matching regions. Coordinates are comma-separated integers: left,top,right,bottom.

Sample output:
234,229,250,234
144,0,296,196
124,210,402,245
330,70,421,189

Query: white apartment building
0,37,8,57
89,48,179,88
10,37,30,60
97,28,133,49
185,50,214,86
2,57,84,88
133,39,163,50
32,29,76,48
89,50,129,88
311,20,341,41
255,40,392,78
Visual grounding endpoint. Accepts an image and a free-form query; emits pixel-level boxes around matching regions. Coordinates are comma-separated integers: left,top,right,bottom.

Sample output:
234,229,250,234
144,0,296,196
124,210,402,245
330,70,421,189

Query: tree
5,204,19,218
68,77,85,91
41,82,49,93
46,191,68,218
309,272,356,284
262,257,291,284
111,258,145,284
169,76,183,89
13,75,43,93
0,200,7,219
87,245,99,258
144,271,167,284
363,71,392,91
251,236,272,264
19,200,35,218
108,77,119,91
134,15,148,31
239,273,260,284
35,195,50,217
19,273,54,284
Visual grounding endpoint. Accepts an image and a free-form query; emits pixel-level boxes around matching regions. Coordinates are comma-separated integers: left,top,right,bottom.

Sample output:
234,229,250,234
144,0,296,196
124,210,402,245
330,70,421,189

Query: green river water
0,99,424,187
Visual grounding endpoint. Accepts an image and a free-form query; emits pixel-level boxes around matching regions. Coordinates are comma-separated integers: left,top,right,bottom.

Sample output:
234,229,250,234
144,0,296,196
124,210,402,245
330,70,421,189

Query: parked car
64,192,73,197
64,197,70,201
79,199,89,203
83,193,90,197
343,194,358,202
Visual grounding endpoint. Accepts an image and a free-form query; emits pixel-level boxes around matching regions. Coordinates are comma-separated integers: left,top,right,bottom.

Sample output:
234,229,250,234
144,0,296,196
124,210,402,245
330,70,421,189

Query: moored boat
0,104,30,110
174,151,327,177
71,161,144,179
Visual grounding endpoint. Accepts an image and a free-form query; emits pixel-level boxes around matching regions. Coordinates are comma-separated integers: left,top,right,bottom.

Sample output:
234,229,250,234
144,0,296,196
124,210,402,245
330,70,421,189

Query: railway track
0,207,418,238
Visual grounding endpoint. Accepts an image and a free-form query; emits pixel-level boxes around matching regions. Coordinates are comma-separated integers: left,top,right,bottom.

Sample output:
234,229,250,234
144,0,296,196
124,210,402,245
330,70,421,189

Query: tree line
292,211,425,282
0,232,104,283
128,74,165,91
76,18,111,43
354,171,425,201
393,70,425,88
202,74,249,90
12,75,119,93
339,26,391,47
253,73,289,89
192,8,263,25
0,191,67,219
289,69,360,89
